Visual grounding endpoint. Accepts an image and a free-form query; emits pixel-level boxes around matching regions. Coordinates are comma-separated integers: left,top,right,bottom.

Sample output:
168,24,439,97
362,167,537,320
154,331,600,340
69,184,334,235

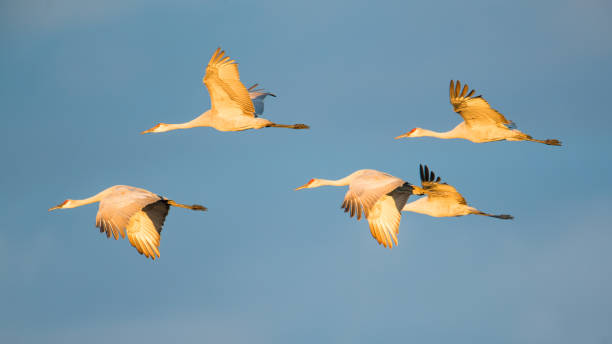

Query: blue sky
1,0,611,343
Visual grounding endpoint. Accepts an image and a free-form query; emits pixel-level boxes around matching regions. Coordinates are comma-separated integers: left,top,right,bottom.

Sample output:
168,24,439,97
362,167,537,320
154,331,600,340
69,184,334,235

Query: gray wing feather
248,84,276,117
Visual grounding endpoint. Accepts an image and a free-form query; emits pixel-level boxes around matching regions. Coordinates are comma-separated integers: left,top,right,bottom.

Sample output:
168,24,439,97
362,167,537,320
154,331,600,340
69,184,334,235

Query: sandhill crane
247,83,276,117
49,185,206,259
395,80,561,145
142,48,309,134
295,170,421,248
402,165,513,219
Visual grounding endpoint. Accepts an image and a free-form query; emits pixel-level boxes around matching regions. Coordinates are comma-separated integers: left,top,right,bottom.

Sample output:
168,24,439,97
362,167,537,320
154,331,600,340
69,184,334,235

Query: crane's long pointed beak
141,123,162,134
394,133,408,139
48,205,61,211
295,184,309,191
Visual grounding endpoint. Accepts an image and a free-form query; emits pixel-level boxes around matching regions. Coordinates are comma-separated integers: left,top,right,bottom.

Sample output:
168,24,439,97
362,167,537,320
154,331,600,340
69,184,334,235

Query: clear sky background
1,0,611,343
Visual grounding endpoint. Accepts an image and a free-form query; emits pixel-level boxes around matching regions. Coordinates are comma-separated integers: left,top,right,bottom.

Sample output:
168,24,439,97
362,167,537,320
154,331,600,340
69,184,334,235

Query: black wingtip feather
419,164,425,182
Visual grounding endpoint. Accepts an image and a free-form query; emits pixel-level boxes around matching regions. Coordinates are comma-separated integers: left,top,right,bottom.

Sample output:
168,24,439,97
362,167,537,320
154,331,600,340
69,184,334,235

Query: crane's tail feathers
473,211,514,220
268,123,310,129
167,200,207,211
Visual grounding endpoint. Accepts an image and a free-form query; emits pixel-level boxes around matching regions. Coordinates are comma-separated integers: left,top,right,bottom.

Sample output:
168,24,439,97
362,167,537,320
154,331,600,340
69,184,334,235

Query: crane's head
295,178,323,190
49,200,72,211
394,128,421,139
141,123,169,134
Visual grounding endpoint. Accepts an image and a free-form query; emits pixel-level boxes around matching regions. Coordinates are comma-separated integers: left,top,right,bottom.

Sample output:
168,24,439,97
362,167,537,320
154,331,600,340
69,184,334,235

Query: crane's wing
420,165,466,205
341,171,412,248
125,200,169,260
365,185,413,248
247,83,276,117
203,48,255,117
95,186,169,259
449,80,514,127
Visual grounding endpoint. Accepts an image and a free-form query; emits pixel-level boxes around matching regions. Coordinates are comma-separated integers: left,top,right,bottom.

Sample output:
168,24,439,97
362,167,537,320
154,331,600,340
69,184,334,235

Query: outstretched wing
95,186,169,259
203,48,255,117
419,165,466,205
341,170,412,249
341,171,405,220
125,200,169,260
248,83,276,117
365,184,413,248
449,80,513,127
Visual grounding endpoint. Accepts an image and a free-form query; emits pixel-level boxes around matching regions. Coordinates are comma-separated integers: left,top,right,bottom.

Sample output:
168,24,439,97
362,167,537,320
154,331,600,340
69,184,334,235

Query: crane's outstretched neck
50,191,105,210
296,175,352,190
68,195,102,208
316,177,352,187
418,125,466,139
141,112,212,134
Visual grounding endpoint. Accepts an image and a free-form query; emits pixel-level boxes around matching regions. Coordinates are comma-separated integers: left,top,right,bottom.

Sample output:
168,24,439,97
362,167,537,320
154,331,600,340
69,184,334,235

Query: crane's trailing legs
167,200,207,211
470,210,514,220
266,123,310,129
527,138,562,146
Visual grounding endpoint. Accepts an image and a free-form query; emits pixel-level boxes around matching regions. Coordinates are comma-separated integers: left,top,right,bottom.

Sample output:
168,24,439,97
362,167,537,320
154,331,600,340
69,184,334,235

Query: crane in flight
49,185,206,260
395,80,561,145
295,170,422,248
142,48,309,134
403,165,513,219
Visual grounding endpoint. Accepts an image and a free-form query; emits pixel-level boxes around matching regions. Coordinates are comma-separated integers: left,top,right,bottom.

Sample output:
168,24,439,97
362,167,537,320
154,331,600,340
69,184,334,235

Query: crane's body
142,48,308,134
395,80,561,145
403,196,479,217
402,165,513,219
49,185,206,259
296,169,420,248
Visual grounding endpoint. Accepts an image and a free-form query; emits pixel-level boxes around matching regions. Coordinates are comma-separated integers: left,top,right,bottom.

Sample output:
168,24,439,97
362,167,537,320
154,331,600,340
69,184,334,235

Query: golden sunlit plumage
204,47,255,116
395,80,562,145
141,47,309,134
49,185,206,259
402,165,513,219
296,169,417,249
